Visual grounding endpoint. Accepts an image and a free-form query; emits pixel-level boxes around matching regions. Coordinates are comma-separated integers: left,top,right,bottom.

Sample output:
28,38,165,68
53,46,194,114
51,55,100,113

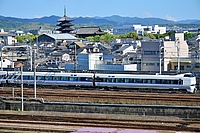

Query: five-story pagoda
56,6,74,33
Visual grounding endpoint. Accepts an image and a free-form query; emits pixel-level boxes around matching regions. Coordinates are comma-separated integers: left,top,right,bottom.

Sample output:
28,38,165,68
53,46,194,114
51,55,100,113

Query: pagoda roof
57,15,73,22
56,23,74,27
57,27,73,31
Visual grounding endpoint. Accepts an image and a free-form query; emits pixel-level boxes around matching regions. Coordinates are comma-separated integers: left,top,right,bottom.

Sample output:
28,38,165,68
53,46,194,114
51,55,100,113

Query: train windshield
183,73,194,77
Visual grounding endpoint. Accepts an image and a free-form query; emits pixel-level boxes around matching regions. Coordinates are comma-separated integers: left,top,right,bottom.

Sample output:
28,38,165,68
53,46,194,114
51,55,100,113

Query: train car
94,73,197,93
0,71,7,84
7,71,94,87
4,71,197,93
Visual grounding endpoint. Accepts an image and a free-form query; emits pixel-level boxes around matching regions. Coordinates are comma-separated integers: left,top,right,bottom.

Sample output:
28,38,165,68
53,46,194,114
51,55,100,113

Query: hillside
0,15,199,31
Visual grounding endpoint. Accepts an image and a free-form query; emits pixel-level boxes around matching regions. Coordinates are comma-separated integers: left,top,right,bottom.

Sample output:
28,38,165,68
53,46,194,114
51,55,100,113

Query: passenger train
0,71,197,93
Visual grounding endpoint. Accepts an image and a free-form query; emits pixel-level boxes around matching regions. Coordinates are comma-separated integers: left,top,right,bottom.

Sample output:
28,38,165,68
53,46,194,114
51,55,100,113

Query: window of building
186,65,191,68
144,51,157,55
195,65,200,68
180,66,184,70
149,63,155,66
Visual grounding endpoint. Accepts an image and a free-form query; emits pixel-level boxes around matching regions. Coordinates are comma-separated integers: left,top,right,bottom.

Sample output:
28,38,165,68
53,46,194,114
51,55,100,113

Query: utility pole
175,38,180,74
74,44,76,71
34,49,36,98
159,46,164,75
21,65,24,111
159,39,163,75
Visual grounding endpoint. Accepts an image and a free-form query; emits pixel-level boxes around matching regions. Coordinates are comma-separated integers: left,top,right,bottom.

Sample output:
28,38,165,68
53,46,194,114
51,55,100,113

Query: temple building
56,6,74,33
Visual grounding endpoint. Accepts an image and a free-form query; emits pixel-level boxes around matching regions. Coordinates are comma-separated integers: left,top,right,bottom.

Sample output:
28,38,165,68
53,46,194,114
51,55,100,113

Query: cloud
143,12,153,18
34,15,43,18
165,15,176,21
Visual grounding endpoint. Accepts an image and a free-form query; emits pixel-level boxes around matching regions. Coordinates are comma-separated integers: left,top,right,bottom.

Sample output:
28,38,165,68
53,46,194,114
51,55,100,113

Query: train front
182,73,197,93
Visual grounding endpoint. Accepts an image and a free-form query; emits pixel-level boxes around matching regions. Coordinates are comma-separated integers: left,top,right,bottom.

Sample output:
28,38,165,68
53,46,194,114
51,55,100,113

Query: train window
161,80,170,84
125,78,132,83
112,78,116,82
102,78,107,82
134,79,142,83
23,75,29,80
53,76,60,81
69,77,77,81
171,80,178,84
37,76,45,80
116,78,125,83
107,78,113,82
60,76,69,81
156,79,161,84
29,76,34,80
77,77,81,81
152,79,156,84
115,78,119,82
143,79,151,84
45,76,53,80
80,77,91,81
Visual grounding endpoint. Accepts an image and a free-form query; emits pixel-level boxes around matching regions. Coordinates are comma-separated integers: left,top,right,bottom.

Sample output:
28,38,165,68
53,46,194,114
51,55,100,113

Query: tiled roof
74,42,85,48
116,45,131,52
44,33,77,40
76,27,105,35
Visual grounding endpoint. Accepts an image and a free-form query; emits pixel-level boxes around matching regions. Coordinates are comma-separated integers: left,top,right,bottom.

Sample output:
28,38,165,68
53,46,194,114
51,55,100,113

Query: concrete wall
0,97,199,119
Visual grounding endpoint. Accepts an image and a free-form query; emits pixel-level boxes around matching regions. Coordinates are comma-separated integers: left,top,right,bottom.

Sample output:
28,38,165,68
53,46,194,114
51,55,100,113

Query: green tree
143,32,148,36
99,33,116,44
15,36,23,43
118,34,127,38
92,35,100,42
126,32,138,39
148,33,156,39
16,34,40,44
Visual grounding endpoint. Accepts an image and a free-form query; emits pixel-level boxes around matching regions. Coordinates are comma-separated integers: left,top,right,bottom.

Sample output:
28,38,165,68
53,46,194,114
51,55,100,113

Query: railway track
0,87,200,105
0,113,200,132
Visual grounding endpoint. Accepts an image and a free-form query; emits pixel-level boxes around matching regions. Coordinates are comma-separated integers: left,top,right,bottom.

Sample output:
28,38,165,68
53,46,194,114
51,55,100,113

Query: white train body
7,72,94,87
0,71,197,93
95,73,196,93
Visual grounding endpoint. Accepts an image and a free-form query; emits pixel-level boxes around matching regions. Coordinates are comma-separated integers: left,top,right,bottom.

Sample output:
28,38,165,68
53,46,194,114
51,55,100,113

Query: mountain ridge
0,15,200,26
0,15,199,32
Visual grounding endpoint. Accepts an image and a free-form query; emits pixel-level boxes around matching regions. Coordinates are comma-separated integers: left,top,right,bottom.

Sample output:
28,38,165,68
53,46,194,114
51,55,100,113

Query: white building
0,32,16,45
0,58,13,69
65,52,138,71
113,24,166,35
78,53,103,70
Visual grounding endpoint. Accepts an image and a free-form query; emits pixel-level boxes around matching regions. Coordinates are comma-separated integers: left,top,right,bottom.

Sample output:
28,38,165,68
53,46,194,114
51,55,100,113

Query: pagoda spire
56,5,74,33
64,5,66,17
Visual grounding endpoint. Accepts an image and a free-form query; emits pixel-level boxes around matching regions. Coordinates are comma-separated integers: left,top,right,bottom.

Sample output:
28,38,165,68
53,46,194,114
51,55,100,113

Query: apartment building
141,33,188,72
0,29,16,45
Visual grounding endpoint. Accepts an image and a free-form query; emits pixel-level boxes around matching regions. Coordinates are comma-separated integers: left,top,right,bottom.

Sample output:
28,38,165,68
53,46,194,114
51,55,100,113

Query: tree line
16,31,199,45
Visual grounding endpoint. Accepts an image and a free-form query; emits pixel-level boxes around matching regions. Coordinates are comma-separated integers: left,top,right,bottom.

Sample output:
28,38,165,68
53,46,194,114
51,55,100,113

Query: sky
0,0,200,21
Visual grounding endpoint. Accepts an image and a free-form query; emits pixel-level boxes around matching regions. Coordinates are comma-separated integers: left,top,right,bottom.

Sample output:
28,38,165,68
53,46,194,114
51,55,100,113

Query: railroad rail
0,113,200,132
0,87,200,106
